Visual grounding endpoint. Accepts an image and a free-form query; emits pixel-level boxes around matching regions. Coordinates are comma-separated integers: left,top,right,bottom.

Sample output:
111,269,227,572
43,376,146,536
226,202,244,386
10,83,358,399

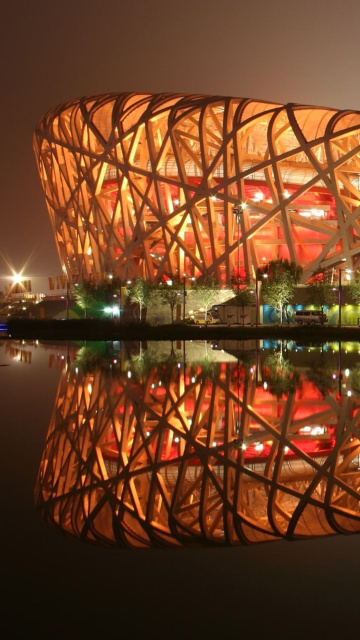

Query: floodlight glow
12,273,22,284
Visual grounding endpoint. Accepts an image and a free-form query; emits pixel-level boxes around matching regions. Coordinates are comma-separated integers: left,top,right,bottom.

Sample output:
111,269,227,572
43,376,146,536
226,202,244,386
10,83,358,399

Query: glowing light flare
12,272,23,285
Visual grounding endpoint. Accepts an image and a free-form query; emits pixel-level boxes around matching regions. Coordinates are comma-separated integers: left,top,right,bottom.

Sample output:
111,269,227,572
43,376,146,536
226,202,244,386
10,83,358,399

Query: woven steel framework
35,357,360,548
34,93,360,284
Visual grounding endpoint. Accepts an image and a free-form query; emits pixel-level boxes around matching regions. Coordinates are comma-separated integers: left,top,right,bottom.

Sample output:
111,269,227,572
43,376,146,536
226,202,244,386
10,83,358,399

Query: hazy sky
2,0,360,279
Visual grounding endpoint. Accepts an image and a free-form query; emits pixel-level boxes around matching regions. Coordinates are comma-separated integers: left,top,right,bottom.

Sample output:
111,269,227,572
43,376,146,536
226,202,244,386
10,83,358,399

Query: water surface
3,338,360,637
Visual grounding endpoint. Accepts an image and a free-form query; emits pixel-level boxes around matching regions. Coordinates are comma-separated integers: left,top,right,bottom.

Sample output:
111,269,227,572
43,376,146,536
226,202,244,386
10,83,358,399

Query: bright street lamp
12,273,23,285
338,266,352,328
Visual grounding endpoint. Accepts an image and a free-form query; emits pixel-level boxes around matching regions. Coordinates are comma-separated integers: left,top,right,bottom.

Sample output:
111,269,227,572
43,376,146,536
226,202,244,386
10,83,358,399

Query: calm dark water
2,338,360,638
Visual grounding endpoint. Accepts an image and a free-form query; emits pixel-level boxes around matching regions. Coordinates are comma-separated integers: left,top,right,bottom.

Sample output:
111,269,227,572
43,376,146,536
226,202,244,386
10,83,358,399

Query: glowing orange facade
34,93,360,283
35,353,360,548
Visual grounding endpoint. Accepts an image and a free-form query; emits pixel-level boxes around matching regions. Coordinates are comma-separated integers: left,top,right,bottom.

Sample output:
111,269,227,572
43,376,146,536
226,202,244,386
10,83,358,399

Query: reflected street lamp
183,274,186,321
66,280,70,320
255,273,260,328
338,268,343,328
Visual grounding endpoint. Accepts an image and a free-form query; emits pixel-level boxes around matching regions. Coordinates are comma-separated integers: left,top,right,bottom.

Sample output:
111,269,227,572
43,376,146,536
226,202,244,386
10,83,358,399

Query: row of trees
260,261,360,324
72,342,360,401
72,261,360,324
72,277,123,318
231,259,335,325
72,274,222,322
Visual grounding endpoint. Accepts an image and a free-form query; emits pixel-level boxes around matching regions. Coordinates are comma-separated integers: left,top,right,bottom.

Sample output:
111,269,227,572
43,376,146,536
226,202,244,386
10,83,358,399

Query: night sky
2,0,360,280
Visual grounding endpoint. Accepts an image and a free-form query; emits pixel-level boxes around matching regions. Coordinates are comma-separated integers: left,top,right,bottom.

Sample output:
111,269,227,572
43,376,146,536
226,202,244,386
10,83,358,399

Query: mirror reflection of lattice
35,357,360,548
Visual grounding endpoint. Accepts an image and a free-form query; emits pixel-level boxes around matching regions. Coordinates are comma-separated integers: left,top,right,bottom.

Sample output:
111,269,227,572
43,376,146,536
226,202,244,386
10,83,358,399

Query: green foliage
156,278,183,323
75,347,103,372
73,277,123,318
230,267,250,291
307,270,336,315
261,277,294,323
73,344,119,373
262,353,299,398
73,280,98,318
350,364,360,397
190,275,221,321
258,259,303,284
349,270,360,304
306,367,337,397
306,283,336,314
258,259,302,324
190,356,220,382
128,350,158,381
233,288,255,325
229,268,255,325
126,278,155,321
97,277,122,305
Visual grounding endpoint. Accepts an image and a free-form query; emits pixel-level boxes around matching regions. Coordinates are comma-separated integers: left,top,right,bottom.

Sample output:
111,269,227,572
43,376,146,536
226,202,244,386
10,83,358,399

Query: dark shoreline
3,318,360,341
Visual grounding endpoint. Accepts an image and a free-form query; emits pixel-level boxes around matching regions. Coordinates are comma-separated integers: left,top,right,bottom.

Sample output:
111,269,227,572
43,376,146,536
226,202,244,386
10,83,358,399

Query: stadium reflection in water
34,340,360,548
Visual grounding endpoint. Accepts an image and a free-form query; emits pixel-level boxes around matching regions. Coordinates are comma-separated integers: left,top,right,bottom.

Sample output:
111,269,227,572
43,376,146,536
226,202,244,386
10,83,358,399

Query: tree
74,344,109,373
262,353,299,398
190,356,220,382
258,259,302,324
306,270,336,318
230,266,250,291
190,275,221,322
73,279,98,318
73,277,124,318
128,350,157,381
233,288,255,326
230,268,254,325
126,278,154,322
306,367,337,397
157,278,182,323
350,364,360,397
97,277,123,306
349,270,360,305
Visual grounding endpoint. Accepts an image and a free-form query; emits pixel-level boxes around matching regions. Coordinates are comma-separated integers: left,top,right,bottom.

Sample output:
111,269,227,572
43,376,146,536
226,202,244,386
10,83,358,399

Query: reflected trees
262,352,299,398
35,340,360,549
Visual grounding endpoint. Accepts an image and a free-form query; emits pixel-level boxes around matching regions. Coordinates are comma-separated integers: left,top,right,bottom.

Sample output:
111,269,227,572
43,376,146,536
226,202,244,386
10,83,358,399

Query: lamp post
233,204,244,290
66,280,70,320
338,268,342,328
182,274,186,321
233,203,244,324
255,274,260,328
338,341,342,396
338,267,352,328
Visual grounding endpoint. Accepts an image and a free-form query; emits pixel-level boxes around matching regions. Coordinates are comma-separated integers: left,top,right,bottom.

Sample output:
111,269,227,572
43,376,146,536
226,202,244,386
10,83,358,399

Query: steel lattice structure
35,357,360,548
34,93,360,284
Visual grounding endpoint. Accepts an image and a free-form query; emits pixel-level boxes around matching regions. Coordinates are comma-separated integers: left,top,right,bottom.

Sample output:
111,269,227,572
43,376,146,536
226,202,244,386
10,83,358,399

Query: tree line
71,261,360,324
72,274,223,322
